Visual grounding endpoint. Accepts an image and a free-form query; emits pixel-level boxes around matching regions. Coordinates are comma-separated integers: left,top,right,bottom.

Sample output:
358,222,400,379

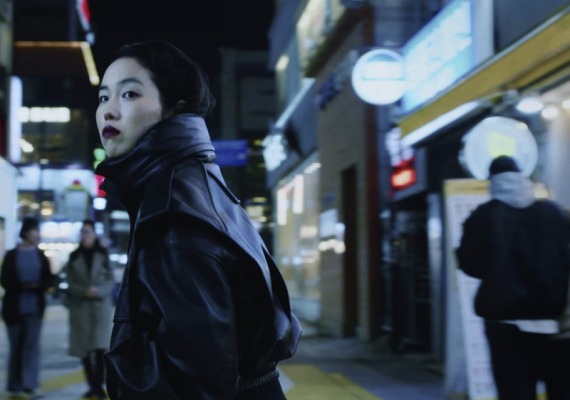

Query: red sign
390,159,417,190
76,0,91,31
95,174,106,197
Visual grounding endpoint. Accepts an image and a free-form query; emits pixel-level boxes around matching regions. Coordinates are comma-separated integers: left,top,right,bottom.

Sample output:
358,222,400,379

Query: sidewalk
0,305,444,399
283,331,444,400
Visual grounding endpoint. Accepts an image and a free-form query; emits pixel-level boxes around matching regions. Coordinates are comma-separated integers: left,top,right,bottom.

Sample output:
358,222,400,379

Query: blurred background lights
541,104,559,120
515,96,544,114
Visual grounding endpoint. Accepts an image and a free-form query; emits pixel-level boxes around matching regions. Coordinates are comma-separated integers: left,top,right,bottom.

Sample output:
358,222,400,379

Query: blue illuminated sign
401,0,475,113
212,139,248,167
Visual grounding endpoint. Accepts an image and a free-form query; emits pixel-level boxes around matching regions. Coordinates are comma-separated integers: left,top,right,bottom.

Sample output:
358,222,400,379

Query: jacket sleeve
456,207,487,279
134,219,239,399
0,250,17,290
39,250,55,292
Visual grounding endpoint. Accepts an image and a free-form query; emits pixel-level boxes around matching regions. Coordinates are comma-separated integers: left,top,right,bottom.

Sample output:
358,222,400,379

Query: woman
65,219,115,400
94,39,301,400
1,217,54,399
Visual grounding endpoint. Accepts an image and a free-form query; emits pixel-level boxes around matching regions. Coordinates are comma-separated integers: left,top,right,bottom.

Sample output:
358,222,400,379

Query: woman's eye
98,95,108,104
123,91,138,99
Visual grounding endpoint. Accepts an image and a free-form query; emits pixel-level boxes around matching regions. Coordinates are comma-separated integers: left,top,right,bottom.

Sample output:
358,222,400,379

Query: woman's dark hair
111,39,216,117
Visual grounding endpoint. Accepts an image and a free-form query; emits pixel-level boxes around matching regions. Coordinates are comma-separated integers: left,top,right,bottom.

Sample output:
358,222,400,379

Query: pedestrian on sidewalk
1,217,55,399
94,39,301,399
65,219,115,400
456,155,570,400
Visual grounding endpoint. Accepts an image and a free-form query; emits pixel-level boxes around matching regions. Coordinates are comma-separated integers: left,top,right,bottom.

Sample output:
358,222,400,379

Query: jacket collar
95,114,215,215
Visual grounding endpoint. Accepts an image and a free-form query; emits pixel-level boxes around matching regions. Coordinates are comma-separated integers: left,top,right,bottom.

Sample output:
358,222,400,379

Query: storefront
263,78,320,325
274,153,321,323
0,158,17,259
390,2,570,399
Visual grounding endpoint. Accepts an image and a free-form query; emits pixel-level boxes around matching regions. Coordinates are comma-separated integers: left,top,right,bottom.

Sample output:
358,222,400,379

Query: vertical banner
443,178,495,400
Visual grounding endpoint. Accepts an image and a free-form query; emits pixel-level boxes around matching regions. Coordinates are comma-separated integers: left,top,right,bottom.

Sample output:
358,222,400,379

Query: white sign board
351,49,405,105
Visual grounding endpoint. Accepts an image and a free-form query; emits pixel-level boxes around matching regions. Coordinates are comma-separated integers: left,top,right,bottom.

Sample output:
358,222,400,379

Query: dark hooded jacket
96,114,301,399
456,172,570,320
1,247,53,325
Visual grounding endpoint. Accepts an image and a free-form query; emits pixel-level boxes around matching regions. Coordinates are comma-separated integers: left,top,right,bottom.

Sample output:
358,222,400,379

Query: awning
13,41,100,86
398,7,570,142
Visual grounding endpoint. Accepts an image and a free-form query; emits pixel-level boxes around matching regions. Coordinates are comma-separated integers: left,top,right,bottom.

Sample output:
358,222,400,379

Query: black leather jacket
96,114,301,399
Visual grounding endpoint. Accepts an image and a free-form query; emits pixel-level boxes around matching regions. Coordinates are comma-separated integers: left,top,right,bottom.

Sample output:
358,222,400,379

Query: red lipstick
102,126,120,138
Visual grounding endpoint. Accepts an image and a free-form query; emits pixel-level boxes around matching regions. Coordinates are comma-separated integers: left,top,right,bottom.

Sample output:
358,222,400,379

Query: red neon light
391,168,416,189
80,0,91,24
95,174,106,197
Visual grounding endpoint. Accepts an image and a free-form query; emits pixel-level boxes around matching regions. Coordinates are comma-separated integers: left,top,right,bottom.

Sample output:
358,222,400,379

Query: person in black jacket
1,217,55,399
456,155,570,400
94,39,302,399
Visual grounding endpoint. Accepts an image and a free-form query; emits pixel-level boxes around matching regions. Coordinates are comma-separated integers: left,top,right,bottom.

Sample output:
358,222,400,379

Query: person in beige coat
65,220,115,400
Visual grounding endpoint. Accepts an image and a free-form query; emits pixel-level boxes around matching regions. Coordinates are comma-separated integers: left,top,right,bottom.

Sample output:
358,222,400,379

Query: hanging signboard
351,49,405,105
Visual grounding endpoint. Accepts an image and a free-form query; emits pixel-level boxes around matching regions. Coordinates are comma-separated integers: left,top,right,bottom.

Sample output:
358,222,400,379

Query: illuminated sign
18,107,70,123
391,159,417,190
460,116,538,179
212,139,248,167
262,133,288,171
76,0,91,31
351,49,405,105
401,0,493,113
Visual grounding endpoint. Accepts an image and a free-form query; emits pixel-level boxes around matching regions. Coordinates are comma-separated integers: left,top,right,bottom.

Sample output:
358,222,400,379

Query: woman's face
96,57,164,158
80,224,97,248
23,228,40,246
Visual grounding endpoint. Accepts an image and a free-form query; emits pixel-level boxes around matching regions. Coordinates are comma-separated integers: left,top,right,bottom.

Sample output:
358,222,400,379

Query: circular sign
460,116,538,180
351,49,405,105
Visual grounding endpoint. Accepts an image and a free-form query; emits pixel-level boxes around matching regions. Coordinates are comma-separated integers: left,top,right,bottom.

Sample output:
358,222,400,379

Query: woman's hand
85,286,100,298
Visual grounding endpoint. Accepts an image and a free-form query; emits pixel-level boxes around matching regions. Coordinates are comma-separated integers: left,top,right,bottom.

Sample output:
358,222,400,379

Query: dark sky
89,0,275,78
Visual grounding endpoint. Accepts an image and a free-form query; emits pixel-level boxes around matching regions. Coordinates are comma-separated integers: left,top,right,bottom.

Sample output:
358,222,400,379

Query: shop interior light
562,99,570,110
292,174,304,214
93,197,107,210
276,54,289,71
515,96,544,114
276,187,288,226
20,138,34,153
110,210,129,220
541,104,559,119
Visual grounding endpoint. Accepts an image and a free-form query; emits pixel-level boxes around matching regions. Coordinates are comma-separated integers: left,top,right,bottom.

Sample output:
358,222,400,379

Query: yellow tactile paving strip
280,364,381,400
0,365,380,400
41,369,84,393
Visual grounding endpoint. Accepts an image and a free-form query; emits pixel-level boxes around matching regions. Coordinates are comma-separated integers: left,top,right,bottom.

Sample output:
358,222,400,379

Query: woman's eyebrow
99,77,144,92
